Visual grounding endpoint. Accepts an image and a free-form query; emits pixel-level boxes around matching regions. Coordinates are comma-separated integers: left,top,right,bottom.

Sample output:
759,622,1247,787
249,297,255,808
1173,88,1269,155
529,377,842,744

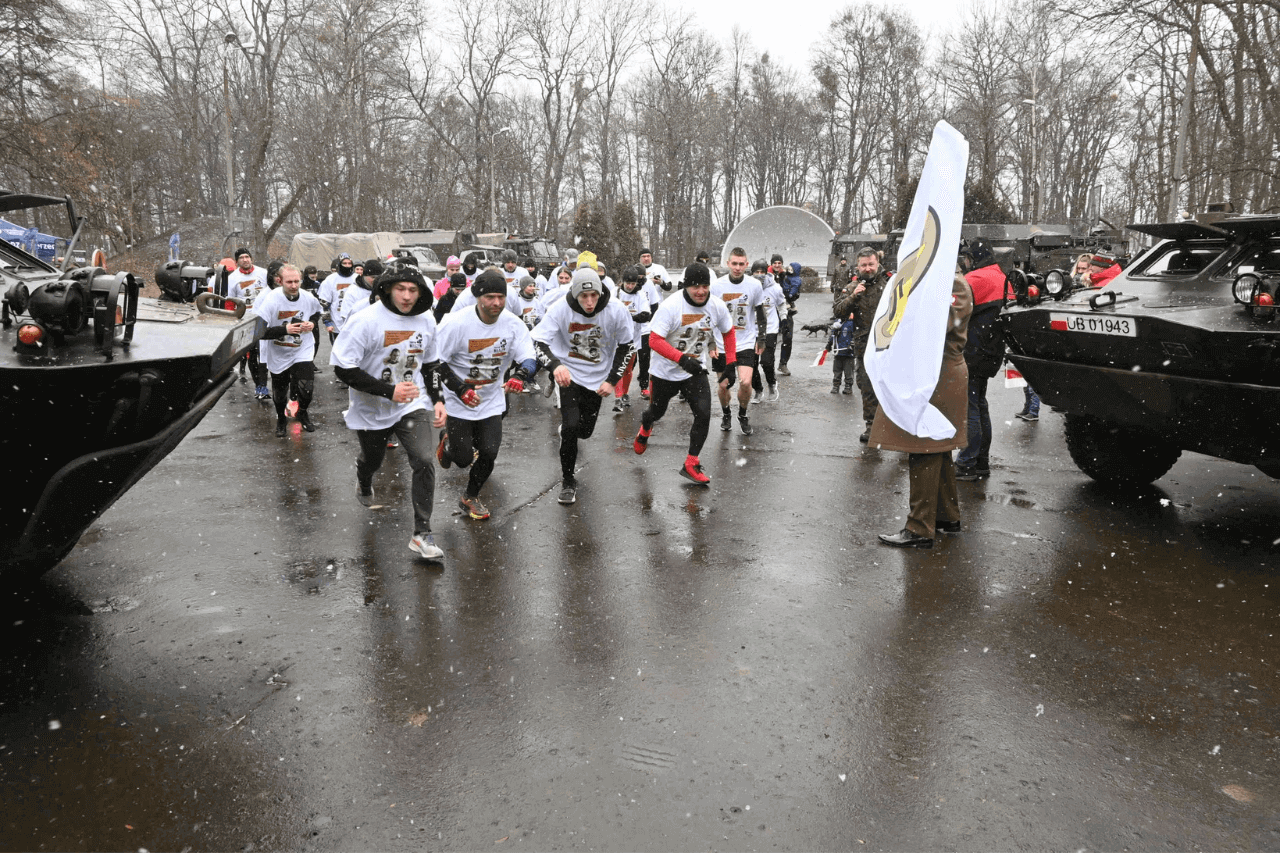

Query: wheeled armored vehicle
1000,215,1280,486
1,191,258,576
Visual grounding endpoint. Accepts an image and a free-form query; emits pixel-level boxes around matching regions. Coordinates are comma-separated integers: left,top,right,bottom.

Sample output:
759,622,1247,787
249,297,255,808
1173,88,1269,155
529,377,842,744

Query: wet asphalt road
4,294,1280,851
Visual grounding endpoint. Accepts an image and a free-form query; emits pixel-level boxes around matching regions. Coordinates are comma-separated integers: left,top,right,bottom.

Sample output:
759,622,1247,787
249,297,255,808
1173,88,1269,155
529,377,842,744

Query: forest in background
2,0,1276,264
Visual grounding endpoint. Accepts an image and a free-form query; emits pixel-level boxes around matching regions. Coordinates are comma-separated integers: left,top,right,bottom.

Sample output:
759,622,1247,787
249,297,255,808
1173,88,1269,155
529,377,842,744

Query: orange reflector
18,324,42,345
224,300,236,311
115,305,124,324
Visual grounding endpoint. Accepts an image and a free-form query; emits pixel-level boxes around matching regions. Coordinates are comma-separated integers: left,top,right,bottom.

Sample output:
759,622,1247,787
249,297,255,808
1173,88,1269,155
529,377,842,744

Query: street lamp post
222,32,237,240
489,126,512,232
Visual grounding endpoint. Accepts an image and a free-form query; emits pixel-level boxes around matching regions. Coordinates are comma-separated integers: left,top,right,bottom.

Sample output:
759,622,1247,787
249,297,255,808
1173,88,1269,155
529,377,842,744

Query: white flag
863,121,969,440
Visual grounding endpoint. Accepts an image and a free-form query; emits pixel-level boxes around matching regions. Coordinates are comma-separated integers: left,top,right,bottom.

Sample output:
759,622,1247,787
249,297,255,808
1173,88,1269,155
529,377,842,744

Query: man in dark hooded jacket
533,268,635,504
330,265,448,561
956,238,1010,481
775,257,801,373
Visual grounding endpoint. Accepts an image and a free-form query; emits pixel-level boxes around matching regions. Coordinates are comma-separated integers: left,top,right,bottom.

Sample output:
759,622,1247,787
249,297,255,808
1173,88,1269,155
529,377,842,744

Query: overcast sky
690,0,972,72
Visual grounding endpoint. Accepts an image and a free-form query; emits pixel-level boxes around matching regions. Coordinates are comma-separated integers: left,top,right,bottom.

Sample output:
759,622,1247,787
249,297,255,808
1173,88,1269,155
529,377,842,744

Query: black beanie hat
472,269,507,297
683,262,711,287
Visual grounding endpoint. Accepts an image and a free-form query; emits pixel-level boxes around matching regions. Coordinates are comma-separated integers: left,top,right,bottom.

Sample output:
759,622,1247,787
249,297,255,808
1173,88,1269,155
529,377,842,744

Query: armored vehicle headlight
1044,269,1069,298
1233,273,1260,305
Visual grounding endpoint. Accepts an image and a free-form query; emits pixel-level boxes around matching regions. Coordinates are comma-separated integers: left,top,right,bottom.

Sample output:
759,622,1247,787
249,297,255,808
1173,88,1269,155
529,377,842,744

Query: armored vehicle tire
1063,414,1182,487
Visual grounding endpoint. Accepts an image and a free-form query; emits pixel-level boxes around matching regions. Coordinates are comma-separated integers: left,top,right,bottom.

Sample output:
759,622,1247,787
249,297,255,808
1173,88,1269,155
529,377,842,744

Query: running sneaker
766,385,779,403
275,417,287,438
543,378,557,398
738,414,753,436
526,379,540,394
459,494,490,520
621,394,631,408
409,532,444,560
386,435,399,448
752,388,764,404
260,387,272,402
356,481,375,507
612,398,625,415
641,387,651,399
679,459,711,485
558,482,577,505
1017,411,1039,422
298,411,315,432
720,411,732,431
436,432,451,468
633,425,651,455
777,363,791,376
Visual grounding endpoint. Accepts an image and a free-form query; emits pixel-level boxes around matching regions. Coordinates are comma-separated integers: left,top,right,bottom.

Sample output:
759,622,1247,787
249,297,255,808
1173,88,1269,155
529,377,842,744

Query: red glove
459,388,480,408
503,378,524,393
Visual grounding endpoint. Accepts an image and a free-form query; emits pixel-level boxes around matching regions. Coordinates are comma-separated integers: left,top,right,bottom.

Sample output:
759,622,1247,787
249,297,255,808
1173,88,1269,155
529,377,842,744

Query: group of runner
232,244,801,563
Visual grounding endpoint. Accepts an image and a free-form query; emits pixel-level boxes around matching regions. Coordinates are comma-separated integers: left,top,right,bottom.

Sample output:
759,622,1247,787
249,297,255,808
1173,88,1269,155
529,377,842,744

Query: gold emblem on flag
873,206,941,352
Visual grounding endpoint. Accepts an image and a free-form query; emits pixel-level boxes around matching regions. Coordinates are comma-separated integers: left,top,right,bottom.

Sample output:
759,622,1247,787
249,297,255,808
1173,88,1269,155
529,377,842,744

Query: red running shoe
679,457,710,485
633,426,651,455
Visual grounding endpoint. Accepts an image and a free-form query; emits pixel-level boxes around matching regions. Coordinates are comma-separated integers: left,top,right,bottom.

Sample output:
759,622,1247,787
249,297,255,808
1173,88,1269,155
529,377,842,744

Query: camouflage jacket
832,270,889,341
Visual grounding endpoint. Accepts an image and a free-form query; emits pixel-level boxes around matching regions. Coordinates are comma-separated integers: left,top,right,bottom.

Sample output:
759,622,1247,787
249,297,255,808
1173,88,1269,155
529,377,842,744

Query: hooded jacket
783,262,804,300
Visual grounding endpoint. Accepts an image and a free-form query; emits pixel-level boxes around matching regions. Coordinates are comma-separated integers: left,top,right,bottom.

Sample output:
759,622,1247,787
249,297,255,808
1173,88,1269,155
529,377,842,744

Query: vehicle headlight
1044,269,1069,298
1233,273,1260,305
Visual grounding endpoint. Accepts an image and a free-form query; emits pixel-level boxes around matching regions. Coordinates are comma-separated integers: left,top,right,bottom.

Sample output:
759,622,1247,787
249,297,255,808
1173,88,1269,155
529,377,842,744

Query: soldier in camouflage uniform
833,247,890,442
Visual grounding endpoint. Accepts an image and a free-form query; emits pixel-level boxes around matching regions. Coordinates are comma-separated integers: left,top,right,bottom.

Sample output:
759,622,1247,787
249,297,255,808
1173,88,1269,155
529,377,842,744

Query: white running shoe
409,532,444,560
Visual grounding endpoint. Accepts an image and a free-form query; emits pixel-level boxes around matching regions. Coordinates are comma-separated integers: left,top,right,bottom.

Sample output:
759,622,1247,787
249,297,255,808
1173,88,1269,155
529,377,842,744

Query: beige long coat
867,274,973,454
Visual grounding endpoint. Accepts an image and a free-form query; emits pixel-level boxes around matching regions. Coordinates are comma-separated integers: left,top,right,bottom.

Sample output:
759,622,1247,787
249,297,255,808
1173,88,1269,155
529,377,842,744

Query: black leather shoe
879,529,933,548
936,520,962,534
858,430,870,443
297,411,315,432
275,418,287,438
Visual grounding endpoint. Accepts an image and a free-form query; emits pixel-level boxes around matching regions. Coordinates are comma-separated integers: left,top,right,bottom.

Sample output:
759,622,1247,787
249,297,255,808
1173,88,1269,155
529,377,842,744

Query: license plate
232,321,256,353
1049,313,1136,337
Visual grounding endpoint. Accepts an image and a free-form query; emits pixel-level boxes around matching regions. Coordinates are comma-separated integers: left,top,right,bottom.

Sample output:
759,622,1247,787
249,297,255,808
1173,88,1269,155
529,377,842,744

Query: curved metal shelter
723,206,835,271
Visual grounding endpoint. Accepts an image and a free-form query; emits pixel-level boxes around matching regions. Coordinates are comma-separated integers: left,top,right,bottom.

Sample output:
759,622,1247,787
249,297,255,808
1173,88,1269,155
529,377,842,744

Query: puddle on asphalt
984,493,1047,511
284,558,343,594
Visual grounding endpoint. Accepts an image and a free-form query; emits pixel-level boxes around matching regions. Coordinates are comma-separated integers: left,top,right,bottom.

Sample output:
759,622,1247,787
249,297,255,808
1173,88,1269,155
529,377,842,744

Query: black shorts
732,349,759,370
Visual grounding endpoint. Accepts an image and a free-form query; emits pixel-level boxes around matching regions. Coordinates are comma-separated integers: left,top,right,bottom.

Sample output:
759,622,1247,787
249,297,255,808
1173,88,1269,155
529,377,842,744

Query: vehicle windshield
1227,241,1280,277
0,238,55,273
1127,241,1226,278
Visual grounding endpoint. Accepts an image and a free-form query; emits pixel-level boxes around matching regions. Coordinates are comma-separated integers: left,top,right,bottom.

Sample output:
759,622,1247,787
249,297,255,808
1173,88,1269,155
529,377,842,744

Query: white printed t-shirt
711,275,765,351
532,298,633,388
646,291,733,383
334,282,374,330
227,266,268,306
435,307,535,421
253,288,322,374
330,301,438,431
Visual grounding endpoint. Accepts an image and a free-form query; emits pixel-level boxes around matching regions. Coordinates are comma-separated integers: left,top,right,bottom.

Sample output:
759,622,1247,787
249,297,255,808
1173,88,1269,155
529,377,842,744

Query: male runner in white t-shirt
433,270,537,521
227,247,271,400
533,268,635,504
330,266,448,561
253,264,322,436
711,247,767,436
631,262,736,485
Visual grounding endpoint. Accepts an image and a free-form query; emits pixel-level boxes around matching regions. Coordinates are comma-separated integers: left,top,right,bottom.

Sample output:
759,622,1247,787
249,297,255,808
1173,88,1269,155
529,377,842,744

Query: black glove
630,310,652,324
677,354,706,376
719,361,736,389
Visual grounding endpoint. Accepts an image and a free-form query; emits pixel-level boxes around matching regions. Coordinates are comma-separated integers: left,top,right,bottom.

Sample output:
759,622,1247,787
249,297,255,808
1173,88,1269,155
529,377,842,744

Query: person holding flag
864,121,973,549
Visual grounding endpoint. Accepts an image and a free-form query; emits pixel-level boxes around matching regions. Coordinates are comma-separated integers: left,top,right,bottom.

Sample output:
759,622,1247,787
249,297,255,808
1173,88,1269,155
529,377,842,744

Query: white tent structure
722,206,834,272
